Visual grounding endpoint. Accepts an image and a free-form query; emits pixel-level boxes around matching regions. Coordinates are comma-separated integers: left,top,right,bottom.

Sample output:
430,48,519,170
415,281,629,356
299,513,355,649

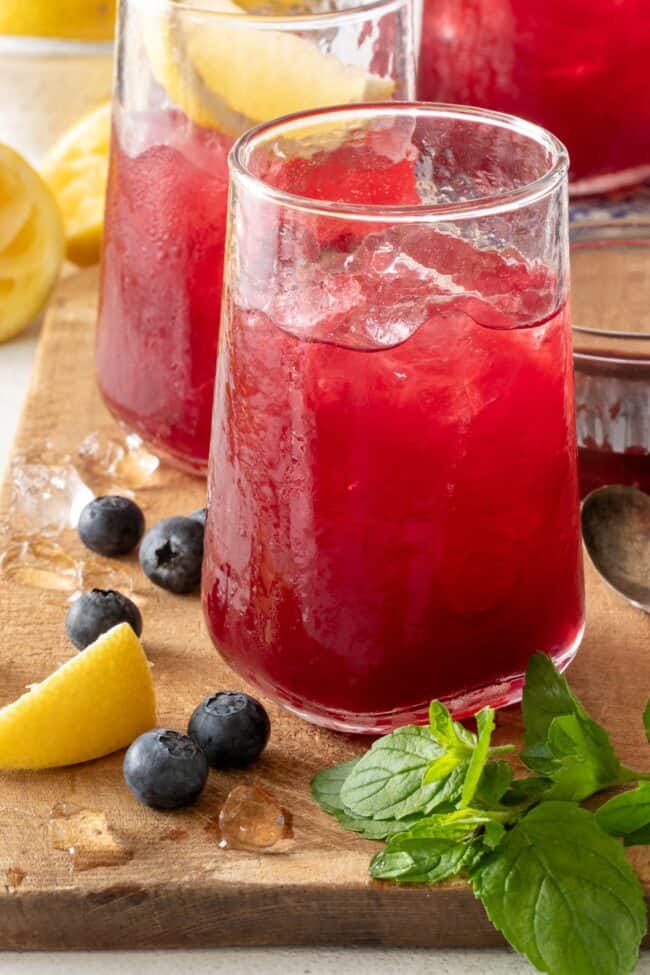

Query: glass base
237,624,586,734
100,397,208,477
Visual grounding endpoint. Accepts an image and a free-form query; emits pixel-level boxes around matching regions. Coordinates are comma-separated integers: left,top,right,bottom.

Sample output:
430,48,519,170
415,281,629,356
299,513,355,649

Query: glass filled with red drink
418,0,650,195
96,0,415,473
203,103,585,732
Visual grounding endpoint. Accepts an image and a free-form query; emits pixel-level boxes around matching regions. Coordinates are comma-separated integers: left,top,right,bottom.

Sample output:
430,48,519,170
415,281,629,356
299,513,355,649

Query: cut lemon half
143,0,395,133
0,144,64,342
0,623,156,770
0,0,116,41
41,102,111,267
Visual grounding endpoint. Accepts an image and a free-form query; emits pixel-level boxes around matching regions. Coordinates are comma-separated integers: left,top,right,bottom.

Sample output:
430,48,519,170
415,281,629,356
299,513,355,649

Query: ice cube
8,462,94,537
218,785,290,851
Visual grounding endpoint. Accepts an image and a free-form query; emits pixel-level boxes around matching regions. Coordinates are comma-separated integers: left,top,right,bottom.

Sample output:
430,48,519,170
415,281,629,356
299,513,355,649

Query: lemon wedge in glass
0,0,116,41
0,144,64,343
41,103,111,267
0,623,156,770
143,0,395,133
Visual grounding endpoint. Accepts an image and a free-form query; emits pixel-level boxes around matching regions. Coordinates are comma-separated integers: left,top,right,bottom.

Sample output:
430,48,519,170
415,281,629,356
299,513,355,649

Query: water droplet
5,866,25,892
0,539,80,592
218,785,292,852
48,802,133,872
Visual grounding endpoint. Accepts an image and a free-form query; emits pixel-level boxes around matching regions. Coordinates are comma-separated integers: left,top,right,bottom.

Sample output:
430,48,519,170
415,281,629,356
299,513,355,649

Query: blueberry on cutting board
123,730,208,810
77,495,145,556
189,692,271,768
66,588,143,650
139,516,204,593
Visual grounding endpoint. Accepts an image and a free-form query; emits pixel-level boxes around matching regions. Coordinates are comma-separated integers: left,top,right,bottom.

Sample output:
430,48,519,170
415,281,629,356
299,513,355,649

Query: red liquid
579,444,650,497
203,166,584,729
418,0,650,189
96,114,233,472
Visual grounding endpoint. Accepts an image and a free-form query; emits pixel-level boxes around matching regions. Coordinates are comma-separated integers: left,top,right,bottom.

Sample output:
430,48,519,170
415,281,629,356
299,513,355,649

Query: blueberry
188,692,270,769
139,516,204,593
189,507,207,528
65,588,143,650
123,729,208,810
77,495,145,556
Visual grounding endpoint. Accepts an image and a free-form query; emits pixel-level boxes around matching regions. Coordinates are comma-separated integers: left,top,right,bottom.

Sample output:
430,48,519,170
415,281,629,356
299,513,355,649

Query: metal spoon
581,485,650,613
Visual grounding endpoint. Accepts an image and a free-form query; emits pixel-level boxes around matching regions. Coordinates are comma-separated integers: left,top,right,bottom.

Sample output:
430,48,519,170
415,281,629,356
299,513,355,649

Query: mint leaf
370,808,497,883
543,713,622,800
335,810,420,841
472,802,646,975
521,653,621,799
644,699,650,744
370,836,472,883
461,707,495,807
340,725,464,821
422,701,478,786
596,783,650,846
501,775,550,807
475,761,513,807
310,758,360,815
429,700,477,750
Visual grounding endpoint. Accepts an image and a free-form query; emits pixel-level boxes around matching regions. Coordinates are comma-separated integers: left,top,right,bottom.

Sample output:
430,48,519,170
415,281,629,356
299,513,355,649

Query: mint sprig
472,802,646,975
311,653,650,975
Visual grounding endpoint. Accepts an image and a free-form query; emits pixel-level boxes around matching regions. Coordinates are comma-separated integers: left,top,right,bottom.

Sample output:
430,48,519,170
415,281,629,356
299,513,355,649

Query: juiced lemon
0,0,116,41
143,0,395,133
42,103,111,267
0,623,156,770
0,144,64,342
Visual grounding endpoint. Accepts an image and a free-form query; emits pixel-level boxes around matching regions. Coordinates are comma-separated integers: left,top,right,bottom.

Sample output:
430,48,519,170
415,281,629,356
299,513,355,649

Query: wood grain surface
0,268,648,949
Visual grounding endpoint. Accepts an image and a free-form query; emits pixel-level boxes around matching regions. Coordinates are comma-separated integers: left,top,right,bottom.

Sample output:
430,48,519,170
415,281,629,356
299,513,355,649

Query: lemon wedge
143,0,395,133
0,0,116,41
41,103,111,267
0,144,64,342
0,623,156,770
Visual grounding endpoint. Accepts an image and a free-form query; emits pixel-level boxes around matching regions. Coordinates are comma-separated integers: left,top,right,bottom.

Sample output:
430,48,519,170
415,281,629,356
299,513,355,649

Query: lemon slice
143,0,395,133
142,6,248,136
0,623,156,770
41,103,111,267
0,0,116,41
0,144,64,343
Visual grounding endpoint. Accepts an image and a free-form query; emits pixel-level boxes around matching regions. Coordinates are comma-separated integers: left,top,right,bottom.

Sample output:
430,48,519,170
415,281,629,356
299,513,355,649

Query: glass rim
130,0,410,30
229,102,569,223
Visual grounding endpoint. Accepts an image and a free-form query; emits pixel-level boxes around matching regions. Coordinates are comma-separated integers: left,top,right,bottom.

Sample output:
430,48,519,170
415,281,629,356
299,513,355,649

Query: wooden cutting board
0,268,648,949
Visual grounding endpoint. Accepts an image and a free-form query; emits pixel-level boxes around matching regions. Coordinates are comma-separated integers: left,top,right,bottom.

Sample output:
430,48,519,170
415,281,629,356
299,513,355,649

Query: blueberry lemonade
96,0,415,472
203,105,585,732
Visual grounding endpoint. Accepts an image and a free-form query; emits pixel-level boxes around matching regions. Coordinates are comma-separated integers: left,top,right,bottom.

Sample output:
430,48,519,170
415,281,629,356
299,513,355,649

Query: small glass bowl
571,221,650,497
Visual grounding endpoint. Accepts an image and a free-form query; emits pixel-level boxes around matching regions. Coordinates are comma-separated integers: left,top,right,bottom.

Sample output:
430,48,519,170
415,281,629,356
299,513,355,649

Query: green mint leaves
473,802,646,975
596,783,650,846
521,653,622,799
311,654,650,975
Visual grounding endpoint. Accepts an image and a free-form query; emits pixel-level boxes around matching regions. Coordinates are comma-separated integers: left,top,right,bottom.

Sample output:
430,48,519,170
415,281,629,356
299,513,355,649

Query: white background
2,322,649,975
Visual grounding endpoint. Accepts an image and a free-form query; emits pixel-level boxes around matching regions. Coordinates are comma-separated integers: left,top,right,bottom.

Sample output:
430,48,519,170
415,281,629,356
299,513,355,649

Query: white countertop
1,313,649,975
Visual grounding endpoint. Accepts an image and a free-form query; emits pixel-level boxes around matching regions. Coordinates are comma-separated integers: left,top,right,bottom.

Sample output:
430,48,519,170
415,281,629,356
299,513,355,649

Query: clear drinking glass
203,103,585,733
418,0,650,195
95,0,415,474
